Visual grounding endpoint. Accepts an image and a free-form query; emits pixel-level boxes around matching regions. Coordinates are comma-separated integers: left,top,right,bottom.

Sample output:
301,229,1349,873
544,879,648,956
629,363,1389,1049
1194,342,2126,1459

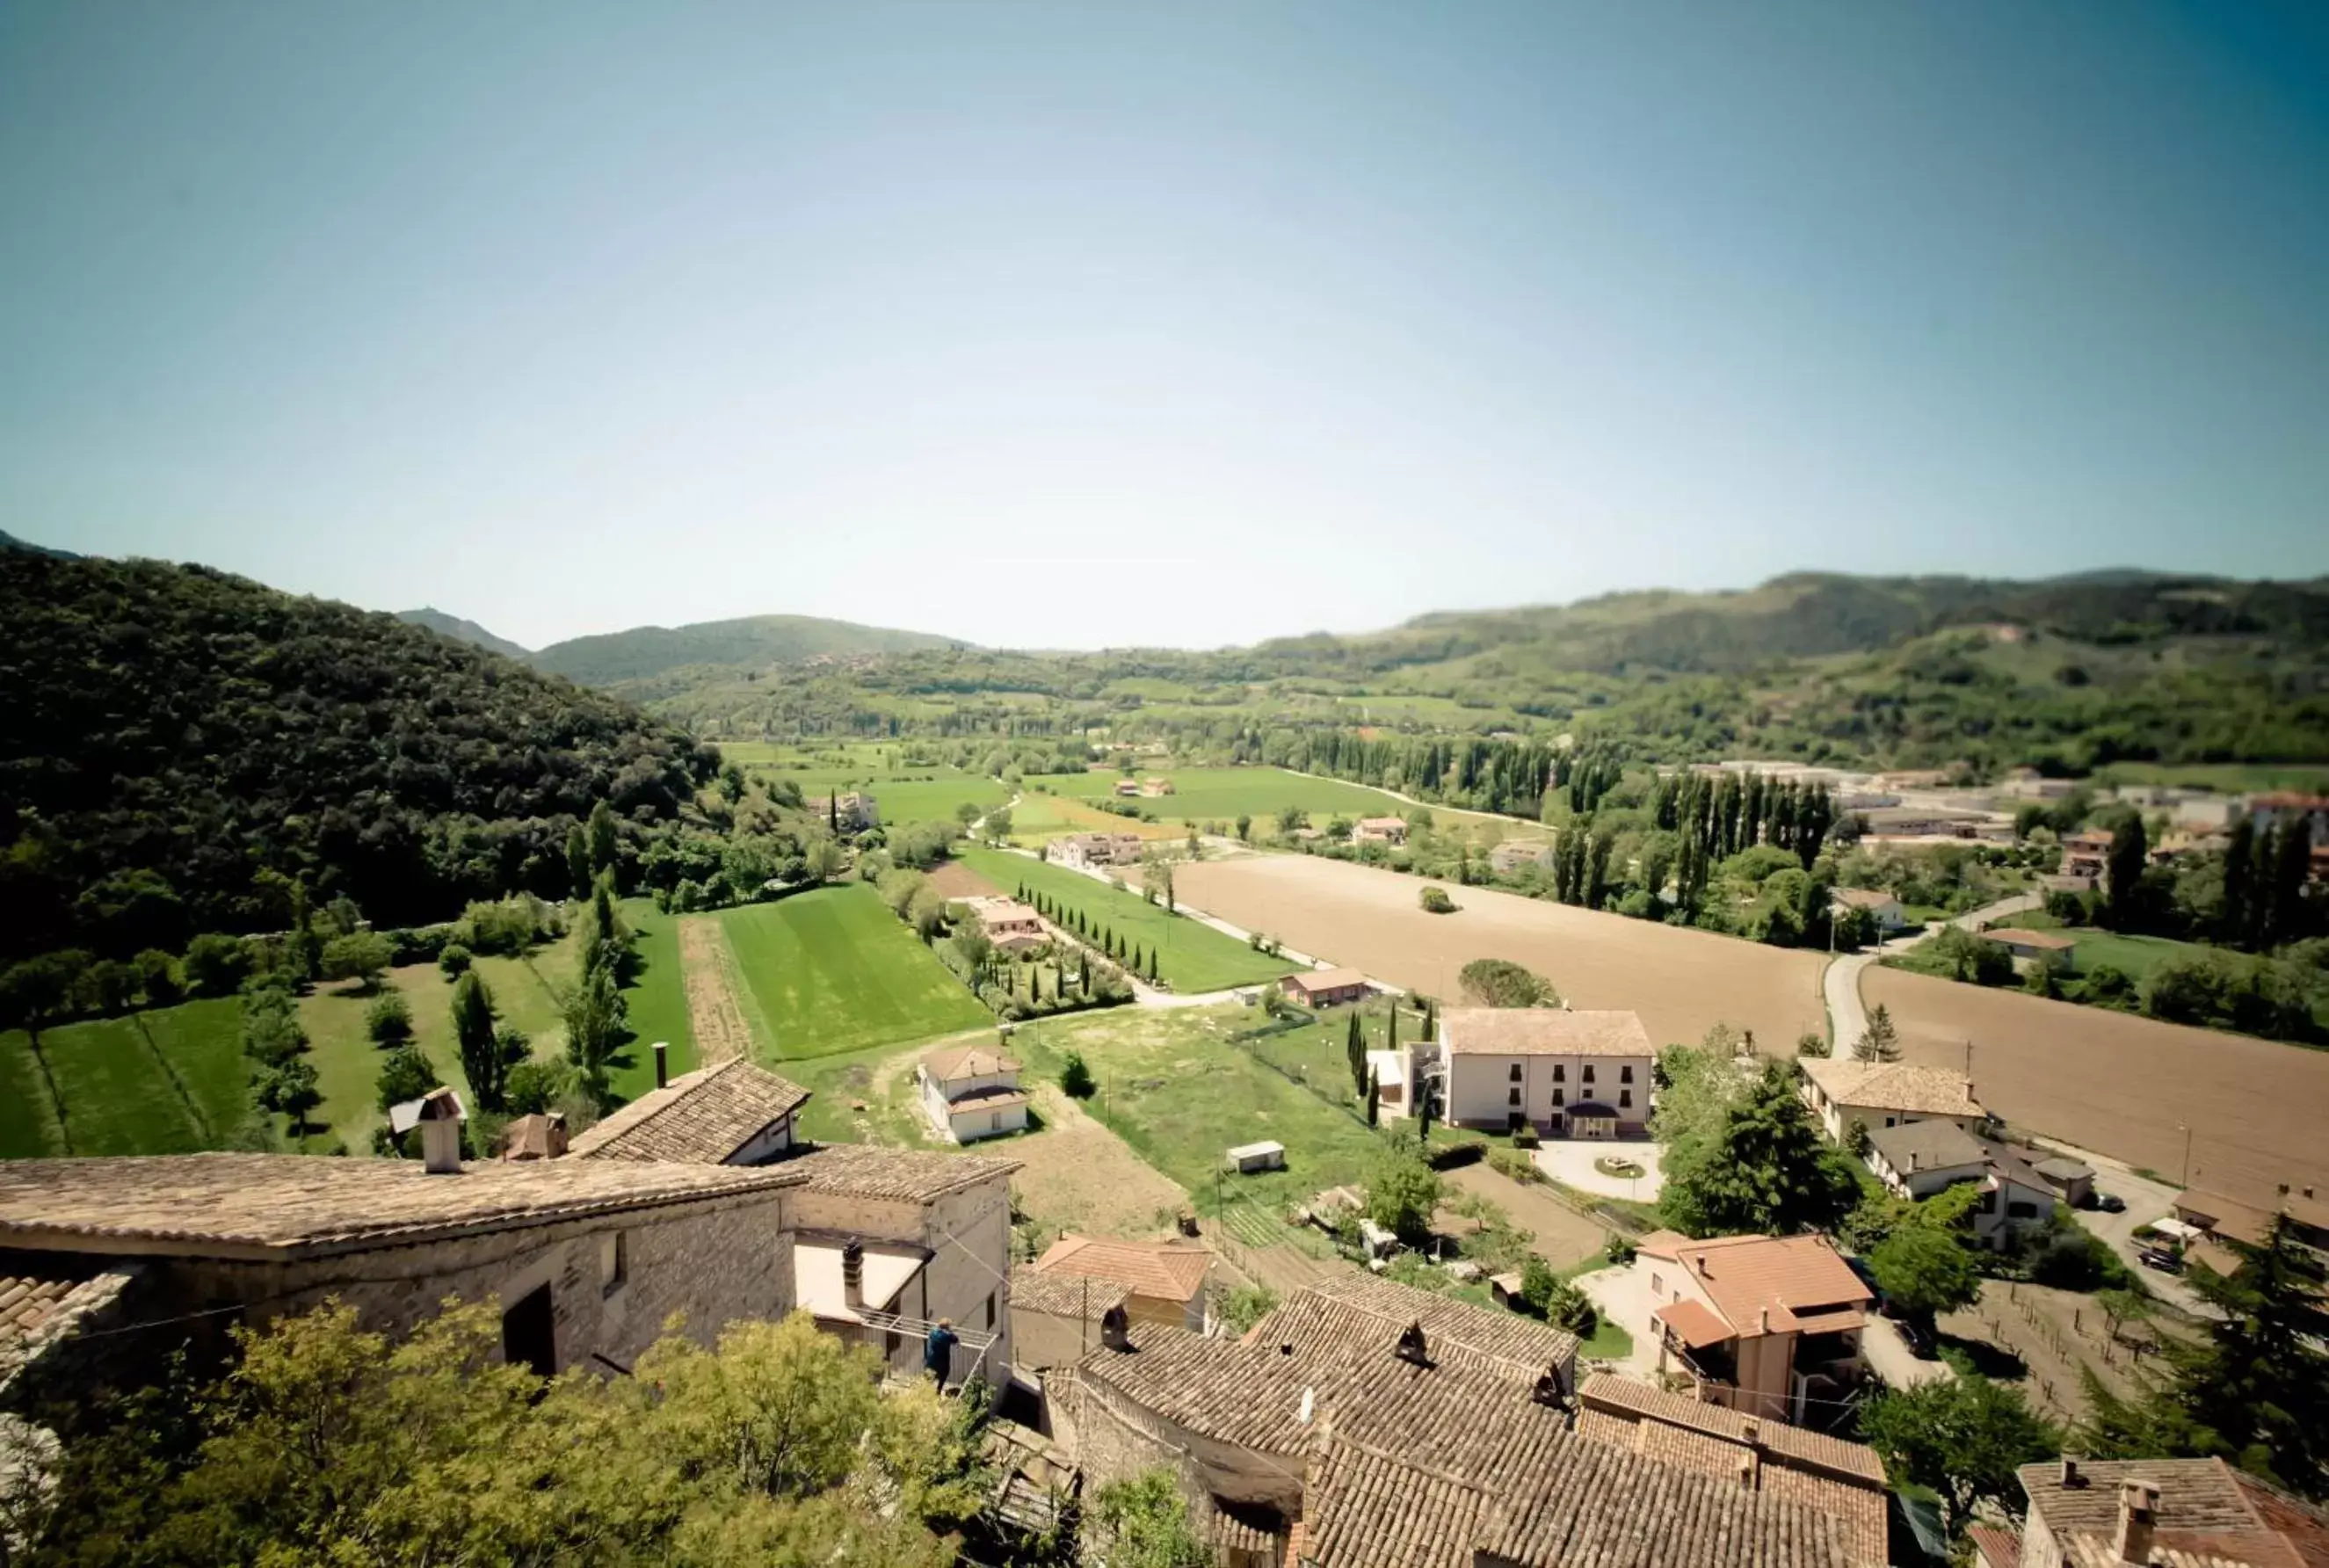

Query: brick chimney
842,1238,865,1313
2114,1479,2158,1564
1738,1418,1763,1490
416,1086,464,1175
653,1041,669,1090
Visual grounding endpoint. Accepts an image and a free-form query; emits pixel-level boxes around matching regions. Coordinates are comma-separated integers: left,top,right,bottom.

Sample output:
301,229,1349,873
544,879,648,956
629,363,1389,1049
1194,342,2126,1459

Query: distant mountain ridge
0,529,80,560
395,606,531,660
528,613,966,686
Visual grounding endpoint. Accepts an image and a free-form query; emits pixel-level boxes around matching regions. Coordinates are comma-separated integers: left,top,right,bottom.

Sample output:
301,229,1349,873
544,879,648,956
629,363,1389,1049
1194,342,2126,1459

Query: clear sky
3,2,2325,652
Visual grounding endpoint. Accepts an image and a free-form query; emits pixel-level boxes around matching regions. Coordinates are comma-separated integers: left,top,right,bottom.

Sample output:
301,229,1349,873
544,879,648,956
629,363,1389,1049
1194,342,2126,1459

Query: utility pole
2179,1123,2193,1189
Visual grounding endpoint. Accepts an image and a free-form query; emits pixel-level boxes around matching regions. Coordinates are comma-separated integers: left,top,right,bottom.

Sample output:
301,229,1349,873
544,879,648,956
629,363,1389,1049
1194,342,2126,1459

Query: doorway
501,1283,556,1378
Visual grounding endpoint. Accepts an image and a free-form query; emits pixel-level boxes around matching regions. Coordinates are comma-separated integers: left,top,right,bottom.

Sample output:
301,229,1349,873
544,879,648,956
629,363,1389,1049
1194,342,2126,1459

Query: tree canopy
1456,958,1560,1009
1658,1061,1861,1238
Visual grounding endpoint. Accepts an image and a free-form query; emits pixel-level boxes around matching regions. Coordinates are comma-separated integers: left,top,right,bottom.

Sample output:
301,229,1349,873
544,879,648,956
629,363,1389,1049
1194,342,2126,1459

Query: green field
958,846,1300,992
1991,914,2221,984
724,742,1008,830
1041,766,1414,833
0,998,246,1158
1008,1004,1389,1215
604,900,699,1100
713,884,990,1058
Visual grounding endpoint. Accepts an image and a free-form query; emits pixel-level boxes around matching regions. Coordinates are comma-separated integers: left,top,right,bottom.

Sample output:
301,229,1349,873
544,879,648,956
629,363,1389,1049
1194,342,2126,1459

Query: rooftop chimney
1395,1321,1431,1367
1736,1452,1758,1491
2061,1458,2084,1489
1694,1254,1711,1278
1756,1307,1770,1335
1100,1303,1131,1352
653,1041,669,1090
2114,1479,2158,1565
842,1238,865,1313
417,1086,464,1174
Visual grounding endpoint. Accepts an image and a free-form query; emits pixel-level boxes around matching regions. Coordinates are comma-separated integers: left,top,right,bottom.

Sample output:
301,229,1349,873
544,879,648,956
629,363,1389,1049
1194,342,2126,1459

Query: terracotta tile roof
566,1058,809,1164
1638,1233,1872,1335
1440,1007,1655,1057
1866,1119,1989,1174
0,1153,802,1259
1654,1297,1737,1349
941,1085,1031,1114
1073,1325,1321,1455
1251,1272,1578,1385
2026,1460,2329,1568
1968,1524,2022,1568
1007,1264,1128,1319
924,1044,1020,1080
1299,1437,1498,1568
1285,966,1370,994
786,1143,1019,1204
1801,1057,1984,1118
499,1113,568,1161
1037,1234,1211,1303
1575,1374,1890,1563
1201,1496,1288,1560
0,1252,136,1383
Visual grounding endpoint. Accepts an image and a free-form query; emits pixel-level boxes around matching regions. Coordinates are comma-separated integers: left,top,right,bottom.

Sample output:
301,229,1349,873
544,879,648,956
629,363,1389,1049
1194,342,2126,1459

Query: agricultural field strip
711,885,991,1060
957,846,1298,992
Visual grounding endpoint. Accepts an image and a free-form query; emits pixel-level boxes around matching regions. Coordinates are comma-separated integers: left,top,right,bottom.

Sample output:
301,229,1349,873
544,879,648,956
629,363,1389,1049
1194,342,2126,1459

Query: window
1552,1088,1564,1107
2007,1201,2040,1220
1509,1063,1524,1083
1552,1065,1564,1083
599,1231,628,1297
1977,1190,1998,1214
1619,1089,1633,1108
1621,1064,1635,1084
986,1293,997,1330
1508,1087,1522,1107
989,1112,1003,1132
1884,1116,1897,1128
1582,1065,1596,1084
1651,1273,1664,1296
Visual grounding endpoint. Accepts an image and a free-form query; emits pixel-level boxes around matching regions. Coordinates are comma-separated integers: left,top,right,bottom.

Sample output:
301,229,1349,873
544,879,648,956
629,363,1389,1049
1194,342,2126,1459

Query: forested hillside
530,613,964,686
395,606,531,659
0,553,715,963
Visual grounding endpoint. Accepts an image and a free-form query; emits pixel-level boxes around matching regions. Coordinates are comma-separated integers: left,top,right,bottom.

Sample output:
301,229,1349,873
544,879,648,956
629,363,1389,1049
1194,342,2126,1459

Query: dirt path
678,917,754,1064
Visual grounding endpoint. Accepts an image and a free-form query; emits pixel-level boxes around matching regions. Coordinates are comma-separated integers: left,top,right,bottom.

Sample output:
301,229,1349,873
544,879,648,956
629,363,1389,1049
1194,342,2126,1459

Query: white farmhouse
1438,1008,1655,1140
918,1043,1029,1143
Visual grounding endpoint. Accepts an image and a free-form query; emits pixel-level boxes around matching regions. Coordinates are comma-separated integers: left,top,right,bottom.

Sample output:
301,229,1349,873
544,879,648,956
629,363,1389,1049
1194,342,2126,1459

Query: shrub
1418,886,1456,914
182,933,255,998
437,943,473,979
1486,1148,1539,1185
1511,1122,1541,1151
365,991,414,1047
1604,1232,1636,1266
374,1046,439,1113
1060,1052,1096,1099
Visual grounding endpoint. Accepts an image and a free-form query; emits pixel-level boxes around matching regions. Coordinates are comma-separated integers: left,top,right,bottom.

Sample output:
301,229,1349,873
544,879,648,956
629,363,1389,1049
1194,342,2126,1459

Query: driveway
1861,1315,1955,1390
1821,891,2042,1051
2040,1142,2211,1317
1533,1141,1665,1202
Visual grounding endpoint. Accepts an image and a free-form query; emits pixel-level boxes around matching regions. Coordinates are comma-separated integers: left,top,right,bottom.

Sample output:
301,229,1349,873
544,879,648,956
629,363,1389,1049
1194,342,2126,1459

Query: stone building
567,1056,811,1165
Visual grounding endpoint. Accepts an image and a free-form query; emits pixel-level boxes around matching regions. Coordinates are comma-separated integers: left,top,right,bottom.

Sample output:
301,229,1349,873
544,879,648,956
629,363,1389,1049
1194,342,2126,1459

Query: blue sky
3,2,2324,651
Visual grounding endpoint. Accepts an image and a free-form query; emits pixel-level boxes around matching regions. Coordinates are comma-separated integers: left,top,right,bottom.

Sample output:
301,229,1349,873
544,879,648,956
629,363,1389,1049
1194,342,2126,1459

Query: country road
1823,891,2042,1052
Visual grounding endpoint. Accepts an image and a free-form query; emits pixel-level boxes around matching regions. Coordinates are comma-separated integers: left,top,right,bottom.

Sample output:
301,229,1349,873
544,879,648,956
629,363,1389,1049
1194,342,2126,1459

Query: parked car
2096,1193,2127,1214
2138,1247,2184,1274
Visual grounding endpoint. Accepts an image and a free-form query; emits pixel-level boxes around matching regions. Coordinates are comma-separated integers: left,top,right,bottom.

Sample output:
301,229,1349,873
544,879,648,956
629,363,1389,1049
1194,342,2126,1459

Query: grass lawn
8,998,246,1156
1236,1001,1426,1116
1005,1004,1392,1216
733,744,1008,830
603,899,697,1101
0,1032,67,1157
960,846,1300,993
1990,915,2220,984
1578,1315,1635,1360
1040,766,1415,835
1005,791,1179,847
713,884,991,1059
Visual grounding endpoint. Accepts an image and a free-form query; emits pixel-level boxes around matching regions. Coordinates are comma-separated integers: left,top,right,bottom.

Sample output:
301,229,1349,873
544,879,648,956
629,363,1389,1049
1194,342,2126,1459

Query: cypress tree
1366,1071,1380,1127
2221,817,2256,949
1346,1012,1366,1094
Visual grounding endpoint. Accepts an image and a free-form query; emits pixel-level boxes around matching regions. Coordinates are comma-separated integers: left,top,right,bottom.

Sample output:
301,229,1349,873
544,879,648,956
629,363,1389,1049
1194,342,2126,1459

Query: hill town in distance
3,536,2325,1565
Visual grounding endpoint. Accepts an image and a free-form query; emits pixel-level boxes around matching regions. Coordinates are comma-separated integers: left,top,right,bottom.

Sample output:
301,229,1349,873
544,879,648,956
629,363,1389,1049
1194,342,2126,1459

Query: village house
2175,1186,2329,1262
1352,815,1408,846
1006,1262,1129,1374
1830,887,1909,933
1984,1456,2329,1568
1140,776,1175,797
1799,1057,1985,1144
561,1060,1021,1389
1862,1122,2059,1250
1113,778,1141,796
1050,1273,1880,1568
2246,792,2329,840
1034,1233,1210,1332
916,1043,1029,1143
0,1148,808,1394
1574,1374,1890,1566
1437,1006,1655,1140
1631,1230,1876,1425
1280,965,1374,1008
2060,829,2116,882
568,1053,811,1165
817,791,878,832
1048,831,1147,871
967,896,1048,954
1984,926,2079,970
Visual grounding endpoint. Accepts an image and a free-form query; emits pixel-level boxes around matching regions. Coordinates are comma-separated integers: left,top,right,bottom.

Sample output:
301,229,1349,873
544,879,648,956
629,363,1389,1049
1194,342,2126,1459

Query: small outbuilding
1281,966,1373,1008
1225,1140,1286,1174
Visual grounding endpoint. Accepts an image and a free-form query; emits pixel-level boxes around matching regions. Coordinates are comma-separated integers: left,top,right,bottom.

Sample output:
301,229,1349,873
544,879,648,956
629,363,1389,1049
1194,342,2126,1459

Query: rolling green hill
530,613,966,687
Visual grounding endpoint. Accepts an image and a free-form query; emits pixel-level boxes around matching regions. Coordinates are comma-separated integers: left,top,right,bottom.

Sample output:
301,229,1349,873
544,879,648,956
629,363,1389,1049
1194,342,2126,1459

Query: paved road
1861,1315,1955,1390
1822,891,2042,1053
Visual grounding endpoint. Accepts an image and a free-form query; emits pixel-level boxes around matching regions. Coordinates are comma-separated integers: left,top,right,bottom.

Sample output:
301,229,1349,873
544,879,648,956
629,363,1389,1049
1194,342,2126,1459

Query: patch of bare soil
1174,853,1829,1052
1009,1082,1190,1241
1864,966,2329,1210
925,859,1004,900
678,918,753,1064
1938,1280,2176,1431
1444,1163,1610,1270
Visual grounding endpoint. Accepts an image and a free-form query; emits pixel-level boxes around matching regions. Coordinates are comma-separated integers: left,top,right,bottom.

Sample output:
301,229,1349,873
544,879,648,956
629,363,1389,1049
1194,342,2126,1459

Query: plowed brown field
1862,967,2329,1209
1172,854,1828,1051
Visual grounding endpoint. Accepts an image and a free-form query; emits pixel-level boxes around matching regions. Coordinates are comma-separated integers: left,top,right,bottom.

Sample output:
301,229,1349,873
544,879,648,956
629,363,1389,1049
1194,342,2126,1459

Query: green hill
0,552,715,963
395,606,532,660
530,613,965,686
